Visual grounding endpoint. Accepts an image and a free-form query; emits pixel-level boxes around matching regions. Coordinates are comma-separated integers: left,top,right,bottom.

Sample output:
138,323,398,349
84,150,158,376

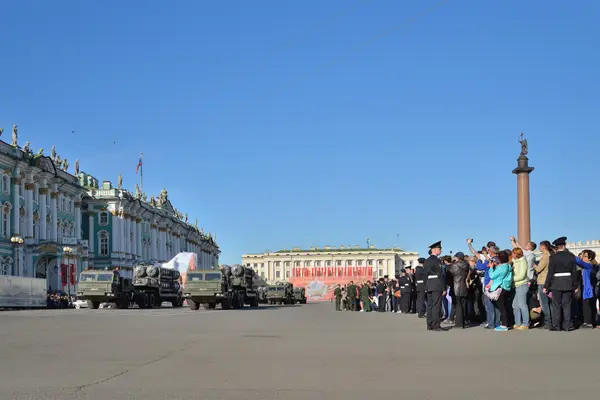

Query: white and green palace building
0,136,219,292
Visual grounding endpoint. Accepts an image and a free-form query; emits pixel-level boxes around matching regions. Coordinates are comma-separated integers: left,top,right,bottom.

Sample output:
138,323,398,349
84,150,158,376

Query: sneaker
494,326,509,332
517,325,529,330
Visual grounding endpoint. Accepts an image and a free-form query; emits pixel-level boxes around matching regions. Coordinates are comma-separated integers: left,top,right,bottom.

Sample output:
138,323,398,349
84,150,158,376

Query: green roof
273,247,404,253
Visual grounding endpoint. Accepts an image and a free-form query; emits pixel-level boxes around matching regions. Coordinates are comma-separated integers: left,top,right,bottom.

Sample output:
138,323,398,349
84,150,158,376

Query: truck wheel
188,299,199,310
148,293,156,309
87,301,100,309
221,298,231,310
171,296,183,308
116,299,128,309
209,302,217,309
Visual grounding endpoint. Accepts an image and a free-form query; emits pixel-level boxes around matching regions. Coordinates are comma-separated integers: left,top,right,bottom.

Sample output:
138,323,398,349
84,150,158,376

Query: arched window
98,230,109,256
2,202,12,239
2,174,10,195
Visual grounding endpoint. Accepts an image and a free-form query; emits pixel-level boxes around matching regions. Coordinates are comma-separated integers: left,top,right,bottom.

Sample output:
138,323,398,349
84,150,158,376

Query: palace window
274,261,280,267
336,260,342,266
99,212,108,226
98,231,109,256
2,202,11,238
19,211,25,237
304,260,310,267
294,261,300,267
19,182,24,199
286,270,290,278
2,174,10,195
356,259,364,266
346,260,353,266
284,261,290,267
367,259,373,266
326,260,331,266
315,261,321,267
275,271,281,279
32,219,37,239
61,198,66,213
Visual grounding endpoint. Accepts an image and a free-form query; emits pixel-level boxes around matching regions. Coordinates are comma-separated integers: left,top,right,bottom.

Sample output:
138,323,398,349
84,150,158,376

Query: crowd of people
333,236,600,332
46,291,76,309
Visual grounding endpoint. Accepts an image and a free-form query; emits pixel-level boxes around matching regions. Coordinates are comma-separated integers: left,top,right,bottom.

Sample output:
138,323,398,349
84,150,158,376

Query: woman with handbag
486,251,514,332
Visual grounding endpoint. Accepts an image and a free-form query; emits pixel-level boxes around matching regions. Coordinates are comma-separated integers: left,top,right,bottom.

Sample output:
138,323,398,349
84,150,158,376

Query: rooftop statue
11,124,18,147
150,196,156,206
51,145,56,160
0,128,3,136
22,142,31,153
185,212,188,223
142,192,147,202
74,159,80,176
159,188,168,204
117,173,123,189
36,148,44,157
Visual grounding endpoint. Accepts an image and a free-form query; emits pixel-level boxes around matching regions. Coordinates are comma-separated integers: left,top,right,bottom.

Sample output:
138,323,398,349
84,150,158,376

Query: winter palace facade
0,136,219,292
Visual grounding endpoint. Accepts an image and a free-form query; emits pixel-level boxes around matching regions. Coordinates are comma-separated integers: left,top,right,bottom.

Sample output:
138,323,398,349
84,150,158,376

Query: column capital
13,177,21,185
24,183,35,190
135,217,142,223
39,188,49,195
74,201,82,208
87,211,96,217
50,192,59,199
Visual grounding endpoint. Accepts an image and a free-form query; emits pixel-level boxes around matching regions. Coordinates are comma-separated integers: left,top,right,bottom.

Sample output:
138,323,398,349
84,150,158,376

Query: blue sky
1,0,599,263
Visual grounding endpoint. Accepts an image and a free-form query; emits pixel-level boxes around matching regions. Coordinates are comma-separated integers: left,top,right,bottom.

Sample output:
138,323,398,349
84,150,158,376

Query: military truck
133,265,183,308
228,265,259,308
293,287,307,304
183,269,231,310
78,266,183,309
266,282,294,305
257,286,269,304
78,270,133,309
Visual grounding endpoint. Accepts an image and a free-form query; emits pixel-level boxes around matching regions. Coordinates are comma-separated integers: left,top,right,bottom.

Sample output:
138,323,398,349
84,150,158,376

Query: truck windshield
80,273,113,282
205,273,221,281
97,274,113,282
269,287,284,292
187,273,204,281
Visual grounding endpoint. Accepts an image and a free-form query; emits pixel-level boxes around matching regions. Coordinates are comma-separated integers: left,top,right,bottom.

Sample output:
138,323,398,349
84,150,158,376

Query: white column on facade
151,227,157,260
127,217,132,255
111,213,118,253
12,169,21,236
74,200,82,240
25,176,34,239
50,183,58,241
88,213,95,254
119,214,125,255
39,181,47,240
130,217,136,258
136,219,142,258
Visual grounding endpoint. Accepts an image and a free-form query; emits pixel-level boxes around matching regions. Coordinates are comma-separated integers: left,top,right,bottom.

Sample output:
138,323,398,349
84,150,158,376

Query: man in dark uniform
347,281,356,311
415,258,427,318
376,278,386,312
334,285,342,311
408,266,417,313
399,269,411,313
543,236,580,331
424,241,447,331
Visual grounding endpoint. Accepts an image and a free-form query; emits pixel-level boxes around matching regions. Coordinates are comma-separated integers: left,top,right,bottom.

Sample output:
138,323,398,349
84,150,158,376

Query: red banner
289,266,376,301
69,264,76,286
61,264,68,287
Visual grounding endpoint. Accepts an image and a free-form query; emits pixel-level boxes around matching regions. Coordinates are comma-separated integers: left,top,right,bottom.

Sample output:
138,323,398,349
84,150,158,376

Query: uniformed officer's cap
405,265,412,269
429,241,442,249
418,257,426,263
400,268,406,273
552,237,567,246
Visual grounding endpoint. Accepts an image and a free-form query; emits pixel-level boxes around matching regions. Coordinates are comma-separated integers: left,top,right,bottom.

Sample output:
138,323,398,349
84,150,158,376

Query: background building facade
567,239,600,256
0,135,219,293
242,245,419,283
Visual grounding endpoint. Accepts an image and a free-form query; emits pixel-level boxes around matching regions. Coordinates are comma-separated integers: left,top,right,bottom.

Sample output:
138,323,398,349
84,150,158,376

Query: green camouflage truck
77,270,133,309
293,287,307,304
77,266,183,310
183,269,231,310
228,265,259,308
266,282,294,305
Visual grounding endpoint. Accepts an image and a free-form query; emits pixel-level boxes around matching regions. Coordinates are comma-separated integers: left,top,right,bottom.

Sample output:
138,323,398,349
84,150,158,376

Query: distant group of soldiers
332,266,427,314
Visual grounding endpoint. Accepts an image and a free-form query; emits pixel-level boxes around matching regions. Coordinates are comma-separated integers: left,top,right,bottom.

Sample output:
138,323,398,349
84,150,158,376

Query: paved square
1,303,599,399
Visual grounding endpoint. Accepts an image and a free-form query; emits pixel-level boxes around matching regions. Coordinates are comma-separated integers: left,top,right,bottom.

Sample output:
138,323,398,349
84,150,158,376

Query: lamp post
63,246,75,296
10,235,24,276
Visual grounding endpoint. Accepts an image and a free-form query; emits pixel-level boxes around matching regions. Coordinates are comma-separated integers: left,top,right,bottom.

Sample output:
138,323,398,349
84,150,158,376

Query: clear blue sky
1,0,599,263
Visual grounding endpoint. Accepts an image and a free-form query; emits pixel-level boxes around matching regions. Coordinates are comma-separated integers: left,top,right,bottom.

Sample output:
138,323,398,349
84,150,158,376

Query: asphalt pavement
1,303,599,399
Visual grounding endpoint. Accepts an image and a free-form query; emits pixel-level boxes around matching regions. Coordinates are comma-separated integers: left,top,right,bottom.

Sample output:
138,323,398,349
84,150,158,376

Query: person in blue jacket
575,250,598,328
487,251,514,332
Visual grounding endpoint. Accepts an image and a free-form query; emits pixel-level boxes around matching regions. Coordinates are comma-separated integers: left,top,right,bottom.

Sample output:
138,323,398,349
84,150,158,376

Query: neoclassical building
242,245,419,283
0,131,219,293
567,239,600,256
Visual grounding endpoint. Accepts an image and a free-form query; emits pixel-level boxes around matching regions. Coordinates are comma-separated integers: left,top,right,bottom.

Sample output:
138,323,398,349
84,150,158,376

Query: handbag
485,286,502,301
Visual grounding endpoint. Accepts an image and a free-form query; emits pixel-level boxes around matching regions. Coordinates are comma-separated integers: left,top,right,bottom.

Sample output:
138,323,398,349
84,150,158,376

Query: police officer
543,236,579,331
415,258,427,318
424,241,447,331
347,281,356,311
399,269,412,313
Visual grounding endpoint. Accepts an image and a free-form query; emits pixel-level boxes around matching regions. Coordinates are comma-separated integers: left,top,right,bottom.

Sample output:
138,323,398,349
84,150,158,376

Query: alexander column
512,133,534,248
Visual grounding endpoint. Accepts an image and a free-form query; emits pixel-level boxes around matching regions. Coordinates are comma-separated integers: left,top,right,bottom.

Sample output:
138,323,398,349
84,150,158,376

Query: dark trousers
378,295,385,312
393,295,400,312
401,293,411,313
410,291,417,313
449,292,456,321
455,296,468,328
493,290,510,327
426,291,442,330
416,290,426,316
348,297,356,311
551,290,573,331
582,296,597,327
335,297,341,311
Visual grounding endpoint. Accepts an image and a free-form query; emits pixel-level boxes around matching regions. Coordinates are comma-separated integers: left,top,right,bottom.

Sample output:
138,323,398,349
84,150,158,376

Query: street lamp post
10,235,24,276
63,246,75,296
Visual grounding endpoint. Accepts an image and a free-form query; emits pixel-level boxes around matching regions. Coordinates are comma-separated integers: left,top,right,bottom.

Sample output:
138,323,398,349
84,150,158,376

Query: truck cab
77,270,132,309
266,283,294,305
183,270,231,310
293,287,307,304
